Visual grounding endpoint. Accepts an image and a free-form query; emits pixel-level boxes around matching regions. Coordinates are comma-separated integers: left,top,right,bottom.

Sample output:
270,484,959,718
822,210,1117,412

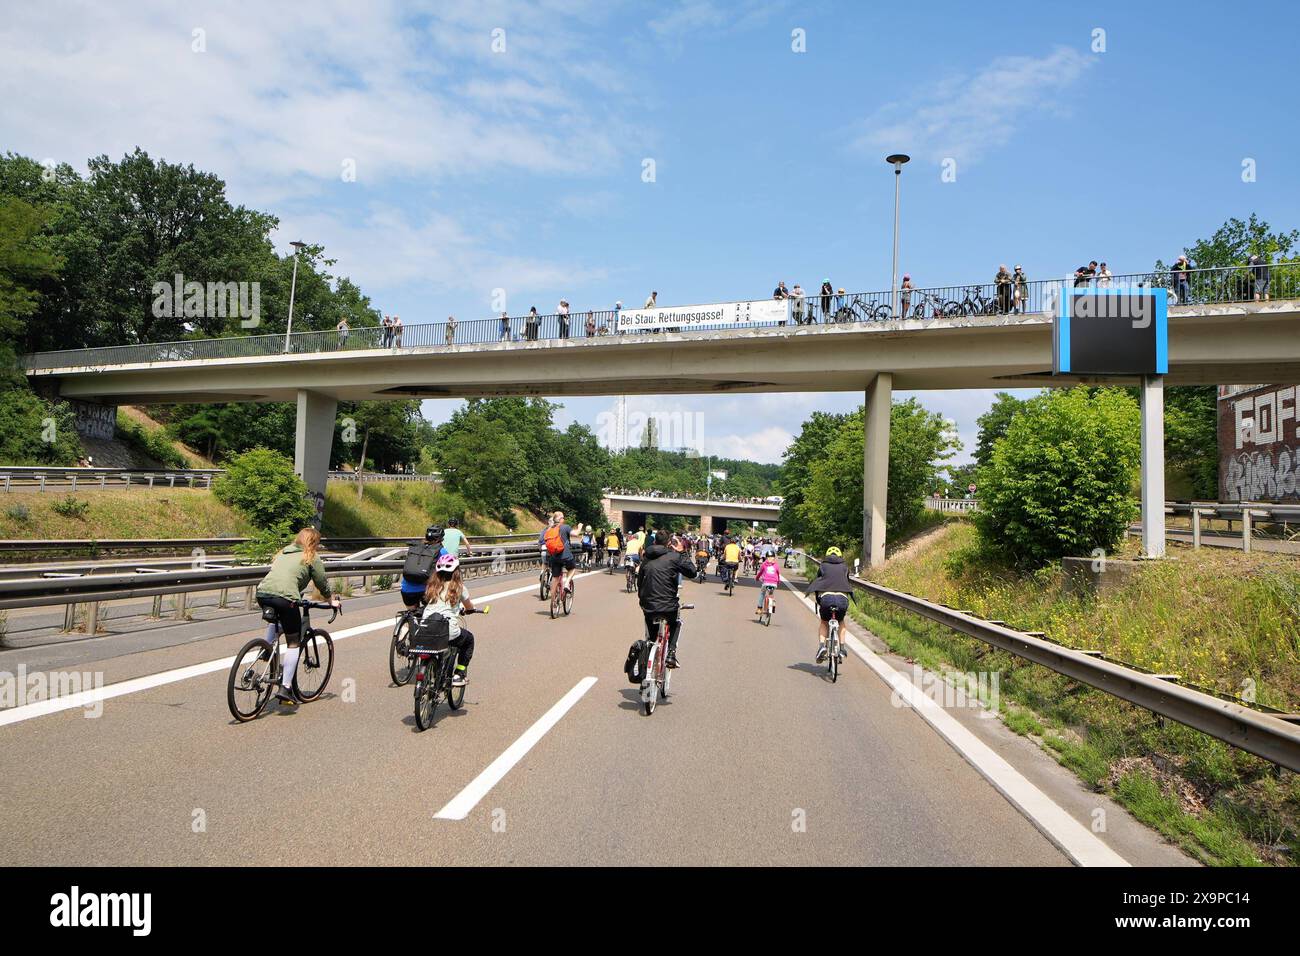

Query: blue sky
4,0,1299,462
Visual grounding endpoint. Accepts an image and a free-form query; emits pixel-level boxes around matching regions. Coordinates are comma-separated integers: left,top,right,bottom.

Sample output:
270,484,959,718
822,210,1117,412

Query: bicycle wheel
414,670,437,731
293,629,334,702
227,638,275,722
828,629,839,683
549,585,559,619
389,616,415,686
447,655,465,711
562,580,574,615
625,569,635,593
642,648,659,716
943,301,963,317
538,571,549,601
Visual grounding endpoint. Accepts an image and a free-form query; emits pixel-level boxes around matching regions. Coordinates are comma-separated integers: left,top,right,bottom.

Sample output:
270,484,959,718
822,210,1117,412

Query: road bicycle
826,613,843,683
641,603,693,716
757,584,776,626
625,556,638,593
538,562,552,601
722,562,735,596
227,600,338,721
550,569,575,618
411,606,489,731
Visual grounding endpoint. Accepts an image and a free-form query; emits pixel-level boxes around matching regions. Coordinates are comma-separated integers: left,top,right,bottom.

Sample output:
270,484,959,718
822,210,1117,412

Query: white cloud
856,46,1095,165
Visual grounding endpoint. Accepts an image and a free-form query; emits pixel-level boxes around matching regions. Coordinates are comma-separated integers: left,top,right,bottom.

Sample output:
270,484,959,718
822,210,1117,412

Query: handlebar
296,599,341,623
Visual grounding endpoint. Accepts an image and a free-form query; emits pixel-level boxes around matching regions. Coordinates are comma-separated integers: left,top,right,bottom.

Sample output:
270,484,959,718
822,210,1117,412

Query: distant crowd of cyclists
248,513,854,712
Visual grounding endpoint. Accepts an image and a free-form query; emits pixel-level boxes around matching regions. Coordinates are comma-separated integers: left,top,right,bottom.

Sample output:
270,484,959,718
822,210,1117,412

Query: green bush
115,411,186,468
214,447,315,531
51,496,89,519
5,504,31,523
974,387,1140,568
0,376,83,465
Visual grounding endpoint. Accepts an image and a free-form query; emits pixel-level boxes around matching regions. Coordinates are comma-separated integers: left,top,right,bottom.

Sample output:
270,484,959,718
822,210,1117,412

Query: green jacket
257,544,331,602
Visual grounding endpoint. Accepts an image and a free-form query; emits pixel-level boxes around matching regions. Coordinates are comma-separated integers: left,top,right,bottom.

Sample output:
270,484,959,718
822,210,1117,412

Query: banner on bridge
616,298,790,332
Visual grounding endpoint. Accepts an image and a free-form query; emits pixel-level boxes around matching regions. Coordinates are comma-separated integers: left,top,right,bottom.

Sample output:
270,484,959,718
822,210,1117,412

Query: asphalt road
0,562,1182,866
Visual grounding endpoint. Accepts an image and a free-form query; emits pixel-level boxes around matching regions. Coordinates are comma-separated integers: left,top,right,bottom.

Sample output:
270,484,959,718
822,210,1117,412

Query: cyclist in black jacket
805,547,853,664
637,531,699,668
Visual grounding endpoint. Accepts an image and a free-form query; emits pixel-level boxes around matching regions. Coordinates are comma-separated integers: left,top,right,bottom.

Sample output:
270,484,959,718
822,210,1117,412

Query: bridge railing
20,262,1299,372
0,465,441,492
923,496,978,513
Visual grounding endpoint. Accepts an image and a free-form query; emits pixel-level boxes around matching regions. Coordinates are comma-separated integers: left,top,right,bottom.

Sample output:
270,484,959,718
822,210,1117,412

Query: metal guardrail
0,466,442,492
0,533,537,555
20,262,1299,372
802,555,1300,772
923,496,978,513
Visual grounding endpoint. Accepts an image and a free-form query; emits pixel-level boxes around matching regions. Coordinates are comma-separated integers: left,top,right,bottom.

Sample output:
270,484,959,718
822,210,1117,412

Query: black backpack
623,639,648,684
402,541,439,584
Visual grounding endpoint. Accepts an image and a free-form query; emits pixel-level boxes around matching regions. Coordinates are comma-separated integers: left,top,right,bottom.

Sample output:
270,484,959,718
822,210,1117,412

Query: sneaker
452,669,468,687
815,645,828,664
274,687,298,706
666,654,680,669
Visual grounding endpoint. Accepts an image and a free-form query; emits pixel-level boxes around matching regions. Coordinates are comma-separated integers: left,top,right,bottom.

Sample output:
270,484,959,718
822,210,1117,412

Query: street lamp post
283,240,307,352
885,154,910,318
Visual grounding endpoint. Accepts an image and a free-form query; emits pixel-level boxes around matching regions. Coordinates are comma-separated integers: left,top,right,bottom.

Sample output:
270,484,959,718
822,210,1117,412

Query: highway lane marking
0,568,607,729
780,579,1130,868
434,676,598,821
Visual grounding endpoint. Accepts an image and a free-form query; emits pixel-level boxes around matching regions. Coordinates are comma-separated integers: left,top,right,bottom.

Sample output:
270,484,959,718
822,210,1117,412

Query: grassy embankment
0,483,536,543
853,519,1300,867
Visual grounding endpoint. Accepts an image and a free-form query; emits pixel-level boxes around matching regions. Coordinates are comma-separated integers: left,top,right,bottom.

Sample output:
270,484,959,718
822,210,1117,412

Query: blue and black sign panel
1054,290,1168,376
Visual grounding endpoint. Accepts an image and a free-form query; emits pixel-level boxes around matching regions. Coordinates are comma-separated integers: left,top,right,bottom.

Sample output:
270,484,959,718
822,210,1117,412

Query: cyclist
420,553,479,687
694,538,710,577
805,546,852,664
255,527,341,706
604,527,622,569
400,526,445,611
581,524,595,568
637,530,699,668
442,518,472,557
720,535,741,587
543,510,577,600
755,551,781,616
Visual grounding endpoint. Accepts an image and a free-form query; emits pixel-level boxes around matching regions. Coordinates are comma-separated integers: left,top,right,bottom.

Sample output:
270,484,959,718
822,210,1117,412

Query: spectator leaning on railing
995,265,1013,314
1249,253,1271,301
1172,255,1193,304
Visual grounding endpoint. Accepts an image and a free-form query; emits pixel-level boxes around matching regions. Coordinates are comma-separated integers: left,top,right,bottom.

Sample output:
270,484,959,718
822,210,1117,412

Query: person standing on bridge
381,314,394,348
558,300,571,338
820,279,833,322
255,528,341,706
1172,255,1192,304
499,311,511,342
393,314,404,348
995,265,1013,314
1249,253,1271,301
445,315,457,346
1073,261,1097,288
525,306,540,342
1013,266,1028,313
899,275,913,317
585,311,596,337
336,317,349,348
791,283,806,324
644,291,657,309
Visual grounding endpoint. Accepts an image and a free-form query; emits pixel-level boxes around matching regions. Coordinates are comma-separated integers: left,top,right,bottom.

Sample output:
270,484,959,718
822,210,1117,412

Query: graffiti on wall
1218,385,1300,502
71,401,117,441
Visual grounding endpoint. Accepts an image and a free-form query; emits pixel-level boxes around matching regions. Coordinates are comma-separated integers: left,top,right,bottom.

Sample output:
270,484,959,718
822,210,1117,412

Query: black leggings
450,629,475,667
256,594,302,644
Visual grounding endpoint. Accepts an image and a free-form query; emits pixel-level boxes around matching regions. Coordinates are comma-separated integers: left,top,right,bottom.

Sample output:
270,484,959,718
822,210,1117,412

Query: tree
974,387,1140,568
213,447,315,531
974,392,1030,469
777,410,848,542
435,418,528,516
1161,213,1299,271
795,399,960,553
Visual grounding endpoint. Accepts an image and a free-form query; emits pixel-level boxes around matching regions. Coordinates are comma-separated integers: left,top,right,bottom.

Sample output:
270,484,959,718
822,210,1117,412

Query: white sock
281,647,301,687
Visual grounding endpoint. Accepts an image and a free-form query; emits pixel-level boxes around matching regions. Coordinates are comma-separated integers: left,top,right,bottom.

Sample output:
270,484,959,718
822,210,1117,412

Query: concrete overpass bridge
603,493,780,534
21,266,1300,566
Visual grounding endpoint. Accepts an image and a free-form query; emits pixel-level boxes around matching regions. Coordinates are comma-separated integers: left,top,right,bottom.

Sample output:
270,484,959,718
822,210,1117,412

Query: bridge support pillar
1140,374,1166,558
862,372,892,569
294,389,337,527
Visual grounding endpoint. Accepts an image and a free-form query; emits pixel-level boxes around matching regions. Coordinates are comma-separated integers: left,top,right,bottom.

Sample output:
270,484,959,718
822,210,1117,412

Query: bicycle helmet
425,525,444,541
826,546,843,557
435,553,460,574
